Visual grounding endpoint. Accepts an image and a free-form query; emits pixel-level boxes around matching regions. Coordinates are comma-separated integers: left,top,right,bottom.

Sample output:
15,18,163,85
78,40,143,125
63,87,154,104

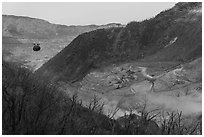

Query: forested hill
36,2,202,82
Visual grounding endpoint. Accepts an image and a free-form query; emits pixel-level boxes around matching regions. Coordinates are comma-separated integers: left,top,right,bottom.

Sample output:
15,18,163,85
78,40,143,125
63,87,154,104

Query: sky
2,2,176,25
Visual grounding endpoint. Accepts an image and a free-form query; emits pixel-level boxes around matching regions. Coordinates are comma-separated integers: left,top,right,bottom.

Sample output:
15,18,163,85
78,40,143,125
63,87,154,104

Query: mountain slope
35,2,202,82
2,15,124,70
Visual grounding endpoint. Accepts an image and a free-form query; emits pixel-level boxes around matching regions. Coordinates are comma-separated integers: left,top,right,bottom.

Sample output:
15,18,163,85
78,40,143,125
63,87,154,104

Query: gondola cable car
33,43,41,51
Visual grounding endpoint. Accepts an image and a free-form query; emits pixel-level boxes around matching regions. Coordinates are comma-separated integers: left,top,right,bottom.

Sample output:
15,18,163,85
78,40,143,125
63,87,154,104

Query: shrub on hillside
2,61,113,134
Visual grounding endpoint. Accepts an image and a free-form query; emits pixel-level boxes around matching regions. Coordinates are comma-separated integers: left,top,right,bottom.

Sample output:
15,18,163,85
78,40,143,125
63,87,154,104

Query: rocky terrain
56,59,201,120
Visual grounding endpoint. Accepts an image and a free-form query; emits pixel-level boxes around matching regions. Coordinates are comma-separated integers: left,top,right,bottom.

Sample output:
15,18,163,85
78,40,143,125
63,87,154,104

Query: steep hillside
36,2,202,82
143,3,202,62
2,15,124,70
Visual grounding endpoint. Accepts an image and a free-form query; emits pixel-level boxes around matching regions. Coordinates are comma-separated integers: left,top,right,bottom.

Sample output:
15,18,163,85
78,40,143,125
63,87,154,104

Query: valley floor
59,60,202,125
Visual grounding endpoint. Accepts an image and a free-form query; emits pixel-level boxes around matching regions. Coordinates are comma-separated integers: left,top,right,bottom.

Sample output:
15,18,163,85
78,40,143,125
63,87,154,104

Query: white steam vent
165,37,178,48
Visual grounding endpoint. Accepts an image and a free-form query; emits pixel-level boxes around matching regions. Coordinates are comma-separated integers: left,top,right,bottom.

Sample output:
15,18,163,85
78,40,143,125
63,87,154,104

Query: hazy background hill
2,14,123,39
36,2,202,82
